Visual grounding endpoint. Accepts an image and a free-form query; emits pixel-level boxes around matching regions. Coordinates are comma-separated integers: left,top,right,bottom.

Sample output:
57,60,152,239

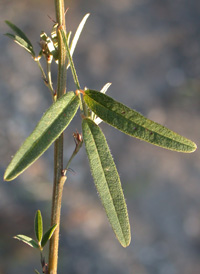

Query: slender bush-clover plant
4,0,197,273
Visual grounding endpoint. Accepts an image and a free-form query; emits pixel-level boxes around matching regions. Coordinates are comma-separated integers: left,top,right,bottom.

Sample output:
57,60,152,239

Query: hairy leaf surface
82,118,131,247
84,90,197,153
4,92,80,181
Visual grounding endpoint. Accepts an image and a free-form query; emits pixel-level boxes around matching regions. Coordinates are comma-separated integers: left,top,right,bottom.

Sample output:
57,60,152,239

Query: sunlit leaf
100,82,112,94
35,210,43,243
14,235,39,249
4,92,80,181
5,33,35,56
40,31,58,62
82,118,131,247
84,90,197,153
92,82,112,124
67,13,90,69
41,224,57,248
51,23,59,48
59,26,80,89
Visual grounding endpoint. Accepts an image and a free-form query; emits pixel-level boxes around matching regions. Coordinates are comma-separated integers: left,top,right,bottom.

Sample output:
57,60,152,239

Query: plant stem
35,57,47,82
47,59,56,101
59,27,88,116
48,0,67,273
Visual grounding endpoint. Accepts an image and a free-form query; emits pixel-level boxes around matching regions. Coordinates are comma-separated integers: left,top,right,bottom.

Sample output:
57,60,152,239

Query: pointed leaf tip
68,13,90,68
4,92,80,181
5,21,35,56
4,33,35,56
5,20,33,47
84,90,197,153
82,118,131,247
41,224,57,248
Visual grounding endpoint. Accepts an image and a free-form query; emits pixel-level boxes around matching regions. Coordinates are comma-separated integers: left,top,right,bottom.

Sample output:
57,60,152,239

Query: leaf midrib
86,94,195,151
86,119,128,244
5,94,79,180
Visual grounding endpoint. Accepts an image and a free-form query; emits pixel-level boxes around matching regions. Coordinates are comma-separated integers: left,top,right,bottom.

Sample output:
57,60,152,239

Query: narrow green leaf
5,21,33,47
67,13,90,69
41,224,57,248
35,210,43,243
4,33,35,56
59,26,80,90
34,270,41,274
82,118,131,247
84,90,197,153
4,92,80,181
14,235,39,249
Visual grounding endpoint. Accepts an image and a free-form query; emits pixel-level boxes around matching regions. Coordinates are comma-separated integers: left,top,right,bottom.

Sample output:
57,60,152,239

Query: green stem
63,32,80,90
59,28,88,116
35,57,47,82
48,0,67,273
35,57,56,101
47,60,56,102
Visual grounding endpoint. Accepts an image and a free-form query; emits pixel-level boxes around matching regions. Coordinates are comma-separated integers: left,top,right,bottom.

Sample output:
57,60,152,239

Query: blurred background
0,0,200,273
